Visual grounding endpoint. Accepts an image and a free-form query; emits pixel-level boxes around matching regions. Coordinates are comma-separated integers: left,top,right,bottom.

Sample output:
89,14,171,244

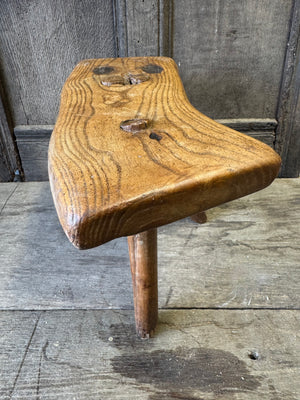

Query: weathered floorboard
0,179,299,398
0,311,41,399
0,310,299,399
0,182,18,212
0,179,299,310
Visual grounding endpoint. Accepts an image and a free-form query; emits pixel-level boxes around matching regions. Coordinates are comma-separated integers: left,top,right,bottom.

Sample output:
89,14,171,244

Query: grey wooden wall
0,0,299,180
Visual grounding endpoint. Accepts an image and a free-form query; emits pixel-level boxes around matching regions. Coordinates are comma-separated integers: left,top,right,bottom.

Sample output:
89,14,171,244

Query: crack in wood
0,183,18,217
9,312,41,399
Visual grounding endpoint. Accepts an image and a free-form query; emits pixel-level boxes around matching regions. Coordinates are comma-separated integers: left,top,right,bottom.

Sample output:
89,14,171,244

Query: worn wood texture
0,182,18,212
128,229,158,338
0,311,41,399
122,0,160,57
172,0,293,119
0,179,298,311
48,57,280,249
0,0,293,124
116,0,293,119
15,119,277,181
0,309,299,399
0,0,116,126
0,177,299,398
275,0,300,177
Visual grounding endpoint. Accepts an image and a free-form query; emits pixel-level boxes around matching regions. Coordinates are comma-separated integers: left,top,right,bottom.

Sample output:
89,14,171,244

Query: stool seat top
48,57,280,249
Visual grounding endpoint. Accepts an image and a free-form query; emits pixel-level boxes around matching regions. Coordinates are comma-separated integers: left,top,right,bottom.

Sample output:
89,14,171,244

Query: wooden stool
48,57,281,338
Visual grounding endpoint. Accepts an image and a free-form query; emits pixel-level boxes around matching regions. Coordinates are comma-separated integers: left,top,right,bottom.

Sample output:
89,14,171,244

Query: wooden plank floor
0,179,299,399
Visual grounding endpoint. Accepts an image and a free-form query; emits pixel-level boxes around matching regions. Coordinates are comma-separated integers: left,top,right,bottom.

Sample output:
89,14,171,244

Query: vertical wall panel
115,0,160,57
276,0,300,177
0,0,116,125
172,0,293,119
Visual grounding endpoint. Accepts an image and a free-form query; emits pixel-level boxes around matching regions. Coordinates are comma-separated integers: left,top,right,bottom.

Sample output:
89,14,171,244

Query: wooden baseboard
14,119,277,181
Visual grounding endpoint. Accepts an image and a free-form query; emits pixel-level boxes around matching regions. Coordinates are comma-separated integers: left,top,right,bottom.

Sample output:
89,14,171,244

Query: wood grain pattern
48,56,281,249
14,119,276,182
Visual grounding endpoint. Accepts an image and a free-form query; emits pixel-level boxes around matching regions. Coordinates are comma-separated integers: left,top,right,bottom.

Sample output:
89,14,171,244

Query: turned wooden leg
127,228,158,338
191,211,207,224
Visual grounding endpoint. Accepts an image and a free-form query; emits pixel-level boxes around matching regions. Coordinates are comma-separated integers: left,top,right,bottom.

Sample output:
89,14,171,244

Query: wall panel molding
275,0,300,177
159,0,174,57
113,0,128,57
0,82,22,182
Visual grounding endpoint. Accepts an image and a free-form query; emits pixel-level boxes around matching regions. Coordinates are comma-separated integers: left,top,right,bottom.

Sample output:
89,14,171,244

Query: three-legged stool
48,57,281,338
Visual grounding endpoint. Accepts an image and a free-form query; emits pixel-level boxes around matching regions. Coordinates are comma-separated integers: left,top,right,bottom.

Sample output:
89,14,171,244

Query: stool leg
127,228,158,338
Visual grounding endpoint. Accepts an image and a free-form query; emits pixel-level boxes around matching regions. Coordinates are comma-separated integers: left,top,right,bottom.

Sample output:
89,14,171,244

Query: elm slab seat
48,56,281,338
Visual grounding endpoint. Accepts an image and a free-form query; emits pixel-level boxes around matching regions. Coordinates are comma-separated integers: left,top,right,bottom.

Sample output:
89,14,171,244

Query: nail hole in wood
93,66,114,75
149,132,162,141
142,64,163,74
249,351,260,360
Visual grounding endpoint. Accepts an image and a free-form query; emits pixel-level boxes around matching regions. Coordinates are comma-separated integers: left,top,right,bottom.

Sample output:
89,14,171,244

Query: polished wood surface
128,228,158,338
48,56,281,249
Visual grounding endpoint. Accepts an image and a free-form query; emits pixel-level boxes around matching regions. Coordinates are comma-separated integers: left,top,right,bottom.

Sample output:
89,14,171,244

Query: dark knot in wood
142,64,163,74
149,132,162,141
93,66,114,74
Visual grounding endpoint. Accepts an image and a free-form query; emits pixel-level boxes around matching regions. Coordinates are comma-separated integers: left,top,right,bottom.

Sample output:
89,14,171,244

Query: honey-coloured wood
128,229,158,338
48,56,281,250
